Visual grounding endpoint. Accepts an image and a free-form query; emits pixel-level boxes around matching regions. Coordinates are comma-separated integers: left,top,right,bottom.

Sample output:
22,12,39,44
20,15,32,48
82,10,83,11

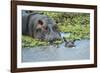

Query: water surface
22,39,90,62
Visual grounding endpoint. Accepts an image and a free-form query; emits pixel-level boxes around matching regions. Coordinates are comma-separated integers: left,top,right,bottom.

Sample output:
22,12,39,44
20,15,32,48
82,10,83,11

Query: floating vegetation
22,36,62,48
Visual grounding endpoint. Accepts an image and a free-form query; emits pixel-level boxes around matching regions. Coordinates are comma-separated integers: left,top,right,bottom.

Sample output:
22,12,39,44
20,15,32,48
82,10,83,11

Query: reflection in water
22,40,90,62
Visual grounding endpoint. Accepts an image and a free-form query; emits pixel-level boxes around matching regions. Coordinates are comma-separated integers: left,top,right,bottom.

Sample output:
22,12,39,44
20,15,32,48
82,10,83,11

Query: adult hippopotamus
22,11,61,42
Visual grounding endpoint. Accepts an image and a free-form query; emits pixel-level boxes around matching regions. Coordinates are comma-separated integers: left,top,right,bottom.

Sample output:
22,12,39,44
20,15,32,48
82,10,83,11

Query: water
22,33,90,62
60,32,71,38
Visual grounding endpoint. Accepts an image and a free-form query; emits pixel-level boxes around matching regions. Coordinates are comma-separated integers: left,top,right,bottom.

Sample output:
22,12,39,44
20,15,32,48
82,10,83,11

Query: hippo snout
45,32,61,42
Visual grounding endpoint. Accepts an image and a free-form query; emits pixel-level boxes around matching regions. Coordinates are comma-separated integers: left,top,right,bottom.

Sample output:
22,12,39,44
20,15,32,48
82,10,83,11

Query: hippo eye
38,20,43,25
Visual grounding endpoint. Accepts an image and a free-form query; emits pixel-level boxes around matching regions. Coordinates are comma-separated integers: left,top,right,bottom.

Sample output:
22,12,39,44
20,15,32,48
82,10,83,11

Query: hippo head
65,40,76,48
63,37,75,48
30,14,61,42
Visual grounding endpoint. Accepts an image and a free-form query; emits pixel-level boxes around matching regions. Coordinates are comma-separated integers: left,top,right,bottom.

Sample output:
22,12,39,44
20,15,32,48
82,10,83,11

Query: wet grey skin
22,11,61,42
63,37,76,48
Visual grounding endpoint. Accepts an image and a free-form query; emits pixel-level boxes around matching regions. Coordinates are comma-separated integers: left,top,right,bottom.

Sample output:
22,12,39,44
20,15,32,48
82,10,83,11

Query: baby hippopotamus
63,37,76,48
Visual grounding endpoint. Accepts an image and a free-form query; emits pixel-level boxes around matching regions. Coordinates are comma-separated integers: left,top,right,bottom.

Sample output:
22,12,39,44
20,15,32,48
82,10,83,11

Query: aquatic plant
22,36,62,48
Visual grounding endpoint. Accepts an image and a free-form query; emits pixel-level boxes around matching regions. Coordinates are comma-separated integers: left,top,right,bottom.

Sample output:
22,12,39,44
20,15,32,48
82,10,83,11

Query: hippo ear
63,37,67,42
73,39,76,43
38,20,43,25
55,21,59,24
